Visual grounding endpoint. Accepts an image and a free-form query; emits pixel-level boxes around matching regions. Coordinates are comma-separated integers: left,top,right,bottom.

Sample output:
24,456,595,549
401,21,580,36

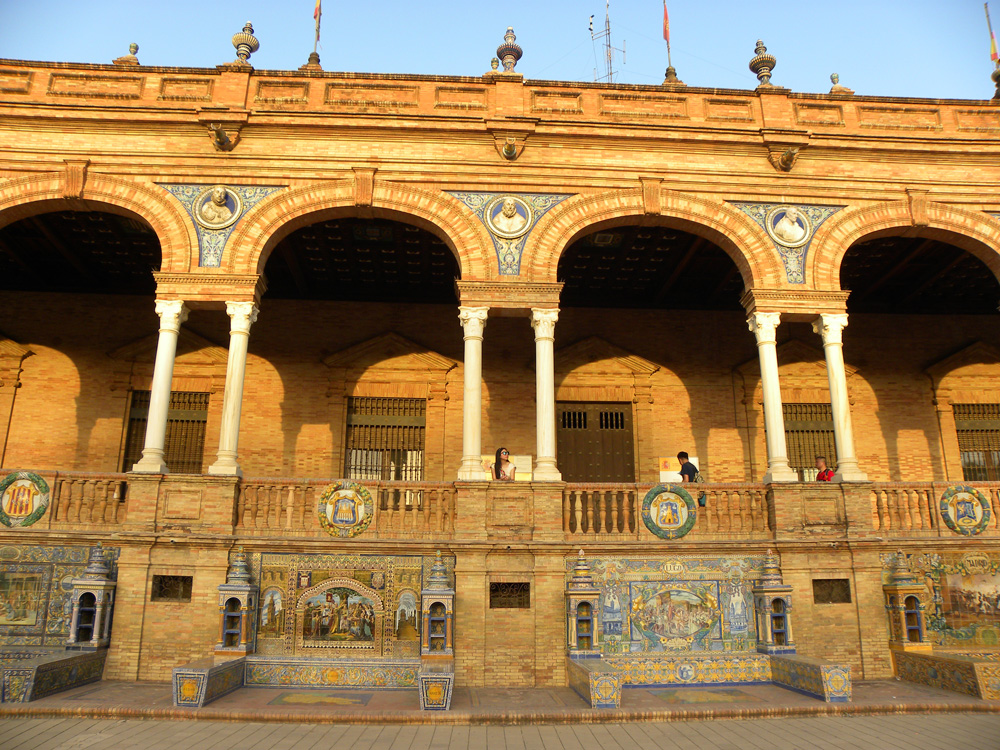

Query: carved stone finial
300,51,322,71
496,27,523,72
426,550,451,591
749,40,777,87
232,22,260,66
82,544,112,580
113,43,140,66
829,73,854,95
663,66,685,85
227,546,252,585
992,66,1000,101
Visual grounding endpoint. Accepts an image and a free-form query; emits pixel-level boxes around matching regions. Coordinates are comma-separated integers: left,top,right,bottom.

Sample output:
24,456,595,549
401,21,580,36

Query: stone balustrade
39,472,129,527
869,482,1000,536
236,478,456,538
562,483,772,540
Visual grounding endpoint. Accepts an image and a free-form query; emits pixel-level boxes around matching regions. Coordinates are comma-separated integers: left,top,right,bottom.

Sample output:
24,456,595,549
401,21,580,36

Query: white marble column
209,302,259,477
531,308,562,481
457,306,488,480
812,313,868,481
748,312,798,483
132,300,188,473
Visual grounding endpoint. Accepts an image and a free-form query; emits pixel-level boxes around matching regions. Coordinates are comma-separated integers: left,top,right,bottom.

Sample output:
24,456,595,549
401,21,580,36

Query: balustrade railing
236,479,456,537
870,482,1000,536
49,472,128,526
562,483,772,539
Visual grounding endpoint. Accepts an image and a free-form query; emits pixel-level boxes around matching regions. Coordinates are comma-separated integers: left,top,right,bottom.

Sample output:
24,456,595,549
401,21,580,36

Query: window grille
151,575,193,602
782,403,836,481
489,582,531,609
812,578,852,604
561,410,587,429
122,391,209,474
344,397,425,481
953,404,1000,482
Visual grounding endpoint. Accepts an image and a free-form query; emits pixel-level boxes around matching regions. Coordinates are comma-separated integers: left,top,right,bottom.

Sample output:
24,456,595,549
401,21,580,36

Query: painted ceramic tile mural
0,545,118,646
566,555,765,655
249,551,452,659
884,550,1000,648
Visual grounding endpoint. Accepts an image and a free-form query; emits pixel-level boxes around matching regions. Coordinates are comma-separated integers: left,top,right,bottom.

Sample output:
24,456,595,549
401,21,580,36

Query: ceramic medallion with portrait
193,185,243,231
317,481,374,538
764,205,812,248
484,195,533,239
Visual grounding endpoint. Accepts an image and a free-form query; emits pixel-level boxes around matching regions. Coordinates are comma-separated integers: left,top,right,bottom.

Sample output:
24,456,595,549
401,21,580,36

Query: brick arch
0,172,197,273
810,200,1000,290
226,180,493,278
524,188,783,289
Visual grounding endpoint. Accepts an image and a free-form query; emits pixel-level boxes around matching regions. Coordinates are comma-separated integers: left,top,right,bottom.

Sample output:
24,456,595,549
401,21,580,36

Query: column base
131,455,168,474
763,466,799,483
533,461,562,482
834,464,868,482
208,458,243,478
458,457,485,481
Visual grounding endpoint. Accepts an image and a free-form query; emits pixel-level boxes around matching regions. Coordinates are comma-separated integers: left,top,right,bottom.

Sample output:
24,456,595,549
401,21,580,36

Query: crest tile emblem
317,481,374,538
940,485,992,536
0,471,50,528
641,484,697,539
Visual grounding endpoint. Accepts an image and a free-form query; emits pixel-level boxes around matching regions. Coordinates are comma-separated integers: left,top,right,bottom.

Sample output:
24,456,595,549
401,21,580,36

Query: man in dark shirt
677,451,698,482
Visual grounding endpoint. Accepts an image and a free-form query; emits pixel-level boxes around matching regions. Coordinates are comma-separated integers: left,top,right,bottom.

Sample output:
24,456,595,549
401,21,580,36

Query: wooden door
556,402,635,482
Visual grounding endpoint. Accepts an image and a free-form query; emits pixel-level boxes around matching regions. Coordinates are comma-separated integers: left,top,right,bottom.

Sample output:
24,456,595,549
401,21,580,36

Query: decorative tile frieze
449,192,572,274
729,202,843,284
159,184,285,267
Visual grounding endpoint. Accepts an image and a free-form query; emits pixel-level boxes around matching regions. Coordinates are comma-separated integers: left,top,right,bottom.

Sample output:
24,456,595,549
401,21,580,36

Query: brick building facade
1,34,999,697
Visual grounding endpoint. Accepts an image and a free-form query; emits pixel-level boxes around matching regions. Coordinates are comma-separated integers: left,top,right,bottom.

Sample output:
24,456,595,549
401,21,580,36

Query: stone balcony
20,470,1000,545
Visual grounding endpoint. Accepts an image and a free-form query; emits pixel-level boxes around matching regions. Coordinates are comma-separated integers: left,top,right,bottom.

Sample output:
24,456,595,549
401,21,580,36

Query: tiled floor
1,679,996,725
2,714,1000,750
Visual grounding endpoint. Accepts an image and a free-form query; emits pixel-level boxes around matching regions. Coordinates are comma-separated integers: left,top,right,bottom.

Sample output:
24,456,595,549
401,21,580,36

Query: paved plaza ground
2,714,1000,750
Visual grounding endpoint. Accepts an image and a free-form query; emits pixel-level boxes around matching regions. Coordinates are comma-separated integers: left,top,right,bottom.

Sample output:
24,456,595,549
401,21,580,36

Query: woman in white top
491,447,516,481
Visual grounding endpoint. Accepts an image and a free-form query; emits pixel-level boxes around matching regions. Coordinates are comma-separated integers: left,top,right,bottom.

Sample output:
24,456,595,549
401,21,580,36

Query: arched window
428,601,447,651
904,595,923,643
223,597,242,647
76,592,97,643
770,598,787,646
576,601,593,650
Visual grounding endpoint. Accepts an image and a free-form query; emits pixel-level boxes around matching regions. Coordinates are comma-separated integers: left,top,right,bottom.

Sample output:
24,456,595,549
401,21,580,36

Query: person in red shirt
815,456,835,482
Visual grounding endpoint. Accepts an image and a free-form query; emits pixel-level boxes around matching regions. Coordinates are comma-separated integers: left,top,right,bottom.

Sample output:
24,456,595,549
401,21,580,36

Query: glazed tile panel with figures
249,551,454,659
567,555,767,655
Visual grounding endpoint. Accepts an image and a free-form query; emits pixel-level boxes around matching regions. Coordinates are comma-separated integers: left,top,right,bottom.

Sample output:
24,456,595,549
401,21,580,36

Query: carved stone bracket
61,159,90,199
486,119,536,162
353,167,376,207
906,188,929,227
761,128,810,173
198,110,249,152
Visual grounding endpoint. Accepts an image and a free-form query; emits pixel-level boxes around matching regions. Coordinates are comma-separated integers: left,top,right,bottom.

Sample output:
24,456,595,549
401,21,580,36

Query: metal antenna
590,0,625,82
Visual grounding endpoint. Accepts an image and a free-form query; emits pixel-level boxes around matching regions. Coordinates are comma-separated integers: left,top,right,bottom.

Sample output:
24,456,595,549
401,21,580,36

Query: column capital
154,299,189,332
747,311,781,344
225,301,260,334
458,306,489,339
530,307,559,340
812,313,849,345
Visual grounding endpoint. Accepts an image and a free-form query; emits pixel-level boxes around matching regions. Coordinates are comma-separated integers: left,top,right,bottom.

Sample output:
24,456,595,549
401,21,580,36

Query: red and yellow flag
989,3,999,63
662,1,670,44
314,0,322,21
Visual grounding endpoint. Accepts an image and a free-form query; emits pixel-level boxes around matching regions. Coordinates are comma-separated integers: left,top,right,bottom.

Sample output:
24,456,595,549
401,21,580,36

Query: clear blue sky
0,0,996,99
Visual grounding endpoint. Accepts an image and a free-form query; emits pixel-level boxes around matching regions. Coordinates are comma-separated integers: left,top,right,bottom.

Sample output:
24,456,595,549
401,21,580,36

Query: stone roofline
2,57,999,141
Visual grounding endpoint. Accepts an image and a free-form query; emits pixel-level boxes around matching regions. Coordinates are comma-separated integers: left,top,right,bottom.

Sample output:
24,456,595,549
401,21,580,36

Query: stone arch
524,187,784,289
0,172,197,273
810,200,1000,291
226,179,493,279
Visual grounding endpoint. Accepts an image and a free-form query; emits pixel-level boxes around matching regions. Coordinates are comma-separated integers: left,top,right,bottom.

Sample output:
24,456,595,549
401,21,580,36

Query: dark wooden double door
556,402,635,482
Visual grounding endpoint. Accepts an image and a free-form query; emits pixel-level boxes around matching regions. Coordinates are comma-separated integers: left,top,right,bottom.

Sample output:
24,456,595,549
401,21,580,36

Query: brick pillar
633,377,656,482
103,544,152,680
533,551,568,686
851,549,895,679
453,550,487,686
454,482,488,540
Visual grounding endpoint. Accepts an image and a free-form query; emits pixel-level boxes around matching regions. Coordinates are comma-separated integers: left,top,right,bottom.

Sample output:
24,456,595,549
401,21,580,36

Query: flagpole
664,1,672,69
987,2,998,68
314,0,322,55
